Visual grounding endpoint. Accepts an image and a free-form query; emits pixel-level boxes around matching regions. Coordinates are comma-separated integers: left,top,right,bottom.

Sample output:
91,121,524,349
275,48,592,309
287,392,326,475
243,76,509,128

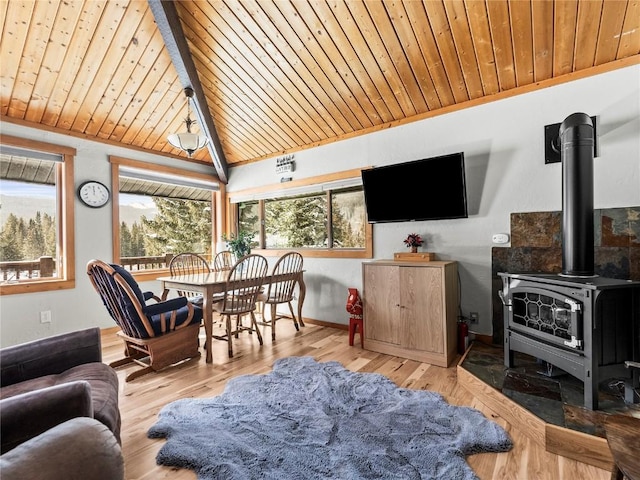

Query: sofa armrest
0,381,93,454
0,417,124,480
0,328,102,386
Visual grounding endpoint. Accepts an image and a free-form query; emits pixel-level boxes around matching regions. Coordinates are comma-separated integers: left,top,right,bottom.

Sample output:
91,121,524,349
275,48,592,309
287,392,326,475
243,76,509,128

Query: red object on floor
346,288,364,348
349,317,364,348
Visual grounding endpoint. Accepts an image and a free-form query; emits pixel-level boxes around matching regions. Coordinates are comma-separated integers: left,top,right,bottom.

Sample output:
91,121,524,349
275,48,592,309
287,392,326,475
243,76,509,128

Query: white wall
230,64,640,336
1,65,638,347
0,129,217,347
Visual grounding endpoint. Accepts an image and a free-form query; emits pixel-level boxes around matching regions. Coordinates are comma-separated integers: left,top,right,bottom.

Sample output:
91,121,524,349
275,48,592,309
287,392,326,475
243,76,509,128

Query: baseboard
302,318,348,330
470,333,494,345
101,326,120,335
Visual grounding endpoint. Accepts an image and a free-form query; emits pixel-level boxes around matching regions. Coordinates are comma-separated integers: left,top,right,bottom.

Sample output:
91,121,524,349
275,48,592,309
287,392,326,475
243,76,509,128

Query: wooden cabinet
362,260,459,367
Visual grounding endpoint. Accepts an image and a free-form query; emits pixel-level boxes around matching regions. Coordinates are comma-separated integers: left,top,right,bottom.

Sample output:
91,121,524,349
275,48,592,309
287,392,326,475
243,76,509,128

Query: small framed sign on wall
276,154,295,175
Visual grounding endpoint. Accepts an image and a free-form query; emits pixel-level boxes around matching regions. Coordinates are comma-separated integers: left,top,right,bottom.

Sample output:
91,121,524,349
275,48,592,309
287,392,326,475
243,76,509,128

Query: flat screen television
361,152,468,223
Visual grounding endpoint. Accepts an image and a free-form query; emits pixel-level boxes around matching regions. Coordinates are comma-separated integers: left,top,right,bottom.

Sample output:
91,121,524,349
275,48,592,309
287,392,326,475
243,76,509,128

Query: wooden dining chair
212,254,268,357
86,260,202,381
213,250,236,272
169,253,211,305
257,251,303,341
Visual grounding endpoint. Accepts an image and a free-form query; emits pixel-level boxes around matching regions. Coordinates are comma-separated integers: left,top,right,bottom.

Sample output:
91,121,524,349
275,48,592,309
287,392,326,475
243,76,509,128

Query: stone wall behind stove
491,206,640,344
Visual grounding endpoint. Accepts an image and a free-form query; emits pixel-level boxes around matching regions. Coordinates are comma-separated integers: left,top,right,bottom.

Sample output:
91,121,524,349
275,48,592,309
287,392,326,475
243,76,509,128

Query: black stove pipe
559,112,595,277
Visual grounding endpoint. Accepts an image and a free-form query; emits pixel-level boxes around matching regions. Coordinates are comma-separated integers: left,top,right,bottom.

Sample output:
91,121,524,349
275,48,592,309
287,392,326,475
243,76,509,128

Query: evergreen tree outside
139,197,212,256
332,189,365,248
238,201,260,247
240,187,365,249
130,223,146,257
0,211,56,262
0,213,24,261
42,213,56,256
0,209,57,282
265,195,327,248
120,222,133,257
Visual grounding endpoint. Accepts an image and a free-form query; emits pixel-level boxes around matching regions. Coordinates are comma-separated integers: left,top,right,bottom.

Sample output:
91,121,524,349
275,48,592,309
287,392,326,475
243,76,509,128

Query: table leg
297,273,306,327
203,285,213,363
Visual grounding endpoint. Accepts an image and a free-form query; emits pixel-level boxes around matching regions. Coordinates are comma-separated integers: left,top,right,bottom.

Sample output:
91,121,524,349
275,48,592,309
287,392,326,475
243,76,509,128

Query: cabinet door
400,266,444,354
363,264,401,345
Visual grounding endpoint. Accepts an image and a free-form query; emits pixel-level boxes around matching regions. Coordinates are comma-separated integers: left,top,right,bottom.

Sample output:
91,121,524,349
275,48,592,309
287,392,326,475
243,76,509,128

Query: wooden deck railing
120,254,175,271
1,253,212,282
0,256,55,281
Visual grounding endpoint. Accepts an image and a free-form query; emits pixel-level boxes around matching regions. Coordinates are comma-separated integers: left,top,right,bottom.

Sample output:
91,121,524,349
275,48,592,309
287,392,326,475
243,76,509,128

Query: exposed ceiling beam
148,0,229,184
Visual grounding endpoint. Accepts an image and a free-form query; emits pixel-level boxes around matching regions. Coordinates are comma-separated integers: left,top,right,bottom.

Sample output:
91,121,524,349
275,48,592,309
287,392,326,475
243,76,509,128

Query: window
230,169,372,259
110,157,219,280
331,188,366,248
265,193,328,248
0,135,75,294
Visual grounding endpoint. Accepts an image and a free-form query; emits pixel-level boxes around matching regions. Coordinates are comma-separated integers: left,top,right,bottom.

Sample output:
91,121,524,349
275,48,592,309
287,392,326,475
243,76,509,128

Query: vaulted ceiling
1,0,639,184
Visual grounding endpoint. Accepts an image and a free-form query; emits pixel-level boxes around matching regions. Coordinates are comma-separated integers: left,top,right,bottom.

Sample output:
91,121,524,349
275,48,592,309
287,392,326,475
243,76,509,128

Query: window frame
110,156,222,282
228,168,373,259
0,134,76,295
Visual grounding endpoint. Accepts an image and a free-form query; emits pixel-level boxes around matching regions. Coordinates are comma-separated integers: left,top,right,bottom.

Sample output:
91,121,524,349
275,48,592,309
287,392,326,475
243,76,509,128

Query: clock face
78,181,110,208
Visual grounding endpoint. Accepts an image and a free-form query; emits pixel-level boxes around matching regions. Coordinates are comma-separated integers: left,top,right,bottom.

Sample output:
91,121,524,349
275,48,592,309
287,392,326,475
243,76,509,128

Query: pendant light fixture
167,87,209,157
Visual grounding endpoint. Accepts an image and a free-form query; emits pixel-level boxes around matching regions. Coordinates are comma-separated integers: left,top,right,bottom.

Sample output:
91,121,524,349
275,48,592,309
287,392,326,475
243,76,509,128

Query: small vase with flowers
404,233,424,253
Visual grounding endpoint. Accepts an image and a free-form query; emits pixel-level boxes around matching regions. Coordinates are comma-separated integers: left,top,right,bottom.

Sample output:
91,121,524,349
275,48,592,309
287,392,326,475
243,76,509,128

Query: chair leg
250,311,263,345
270,304,277,341
288,302,299,330
226,315,233,357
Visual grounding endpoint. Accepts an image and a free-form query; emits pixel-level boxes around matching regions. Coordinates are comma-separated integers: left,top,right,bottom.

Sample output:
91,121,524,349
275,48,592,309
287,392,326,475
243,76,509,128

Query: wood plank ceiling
1,1,639,184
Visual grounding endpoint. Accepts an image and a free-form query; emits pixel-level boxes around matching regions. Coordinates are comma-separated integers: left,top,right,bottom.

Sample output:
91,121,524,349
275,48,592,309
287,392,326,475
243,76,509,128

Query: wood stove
500,113,640,410
499,272,640,410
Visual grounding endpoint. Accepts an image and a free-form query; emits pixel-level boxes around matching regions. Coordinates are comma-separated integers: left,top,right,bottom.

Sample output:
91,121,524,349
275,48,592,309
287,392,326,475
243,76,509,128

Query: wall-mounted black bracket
544,116,599,164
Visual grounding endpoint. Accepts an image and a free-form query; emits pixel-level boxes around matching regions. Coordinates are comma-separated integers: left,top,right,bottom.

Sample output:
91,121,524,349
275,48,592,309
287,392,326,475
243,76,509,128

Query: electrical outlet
469,312,479,324
40,310,52,324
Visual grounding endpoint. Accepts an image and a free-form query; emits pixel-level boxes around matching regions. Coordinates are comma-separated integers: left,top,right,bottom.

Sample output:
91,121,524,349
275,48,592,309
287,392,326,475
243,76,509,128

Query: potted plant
222,231,254,259
403,233,423,253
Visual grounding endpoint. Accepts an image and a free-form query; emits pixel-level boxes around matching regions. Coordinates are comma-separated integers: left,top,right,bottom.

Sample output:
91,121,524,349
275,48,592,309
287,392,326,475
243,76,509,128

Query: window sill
252,248,372,259
0,279,75,296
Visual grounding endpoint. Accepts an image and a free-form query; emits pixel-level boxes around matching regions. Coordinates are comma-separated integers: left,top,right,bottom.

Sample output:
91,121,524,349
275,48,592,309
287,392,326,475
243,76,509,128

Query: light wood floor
101,321,612,480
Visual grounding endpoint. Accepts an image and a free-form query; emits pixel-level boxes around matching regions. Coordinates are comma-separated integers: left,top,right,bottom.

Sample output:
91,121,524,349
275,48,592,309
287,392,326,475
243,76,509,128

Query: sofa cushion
0,417,124,480
0,362,120,442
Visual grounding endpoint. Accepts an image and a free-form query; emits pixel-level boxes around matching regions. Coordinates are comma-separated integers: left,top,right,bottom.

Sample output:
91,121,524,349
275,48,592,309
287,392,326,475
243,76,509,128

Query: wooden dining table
157,270,306,363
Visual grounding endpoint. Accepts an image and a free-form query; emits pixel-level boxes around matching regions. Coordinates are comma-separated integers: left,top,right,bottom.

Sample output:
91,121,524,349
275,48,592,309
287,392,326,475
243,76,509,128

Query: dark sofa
0,327,121,453
0,417,124,480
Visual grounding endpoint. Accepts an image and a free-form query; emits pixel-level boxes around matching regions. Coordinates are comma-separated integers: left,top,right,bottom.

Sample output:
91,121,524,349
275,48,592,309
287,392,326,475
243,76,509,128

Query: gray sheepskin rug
148,356,512,479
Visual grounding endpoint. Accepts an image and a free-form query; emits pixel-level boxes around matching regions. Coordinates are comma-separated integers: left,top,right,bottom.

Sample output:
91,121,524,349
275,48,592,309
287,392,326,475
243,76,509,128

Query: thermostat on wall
492,233,510,244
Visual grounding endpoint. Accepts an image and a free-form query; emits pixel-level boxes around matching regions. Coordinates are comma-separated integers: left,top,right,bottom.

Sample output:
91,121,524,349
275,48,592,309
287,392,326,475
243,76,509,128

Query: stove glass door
509,286,583,350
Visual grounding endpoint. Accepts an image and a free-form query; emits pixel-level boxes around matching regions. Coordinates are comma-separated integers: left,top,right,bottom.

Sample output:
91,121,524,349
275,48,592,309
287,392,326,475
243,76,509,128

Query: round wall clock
77,180,110,208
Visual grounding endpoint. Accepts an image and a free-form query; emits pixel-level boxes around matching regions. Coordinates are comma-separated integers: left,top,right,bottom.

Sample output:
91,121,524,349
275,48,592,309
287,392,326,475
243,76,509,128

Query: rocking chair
87,260,202,381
